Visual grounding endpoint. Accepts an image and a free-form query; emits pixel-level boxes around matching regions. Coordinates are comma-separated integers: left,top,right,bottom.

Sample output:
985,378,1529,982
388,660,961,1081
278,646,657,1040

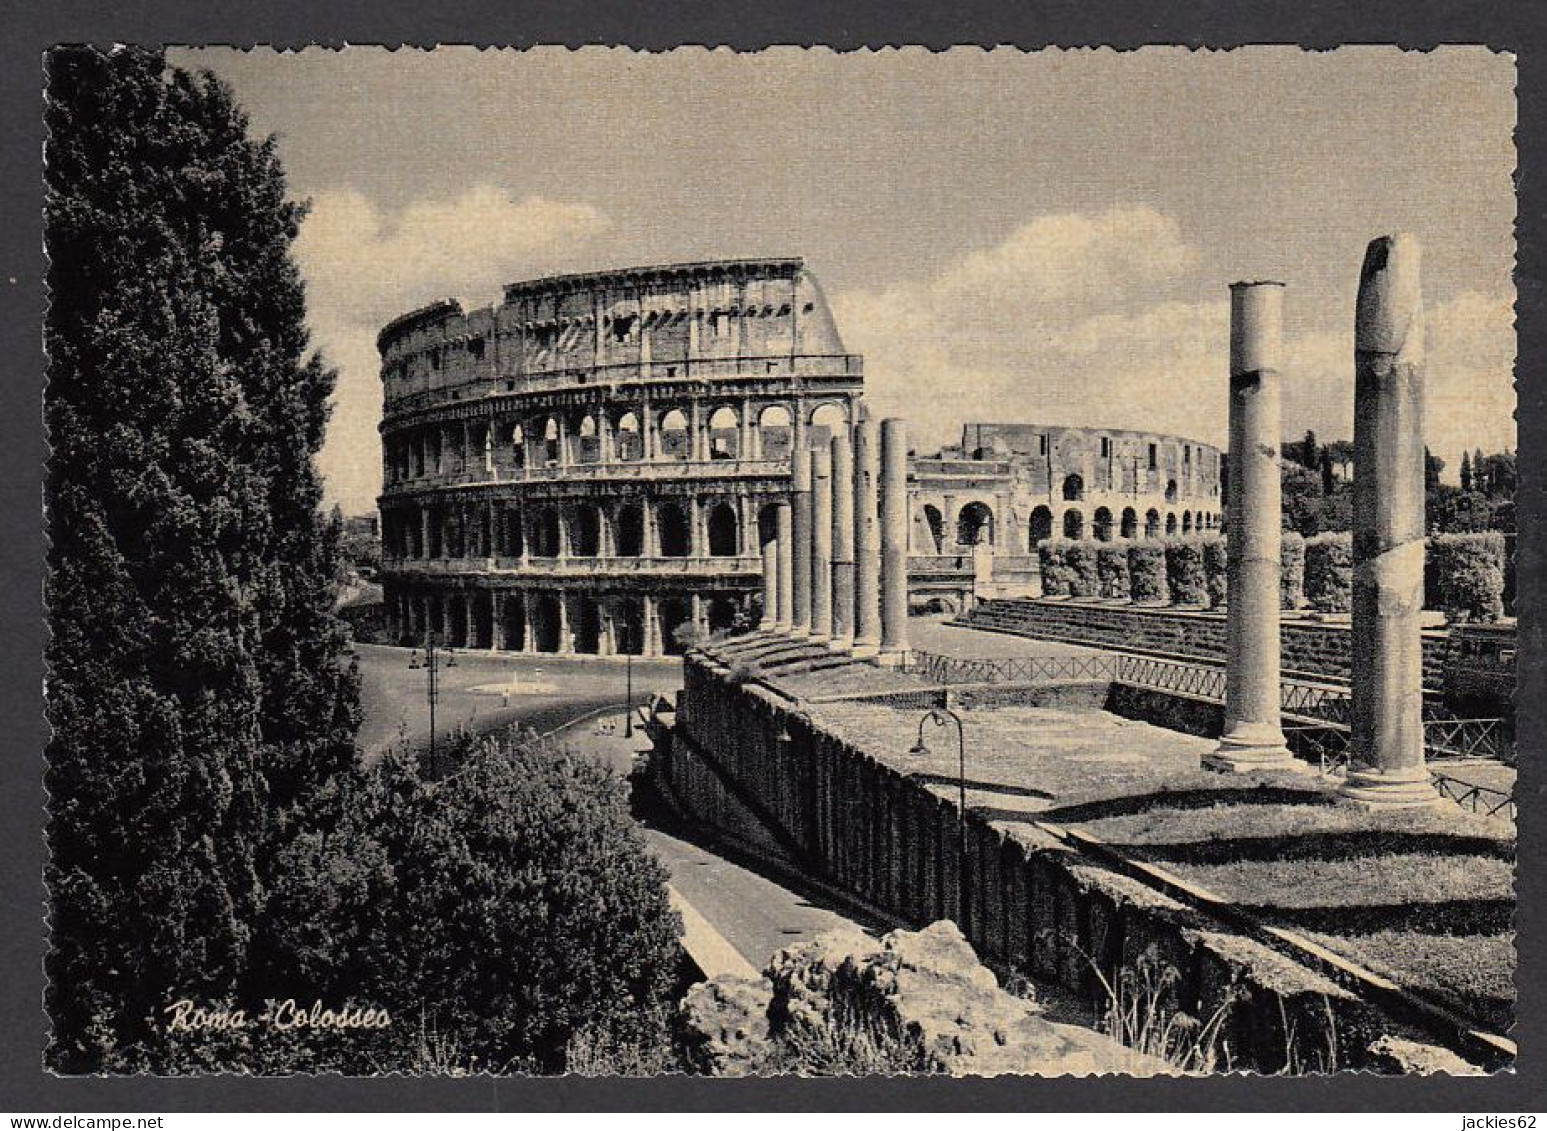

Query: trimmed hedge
1037,539,1071,597
1165,539,1208,606
1096,540,1131,600
1281,531,1305,610
1427,532,1505,623
1305,532,1353,613
1066,540,1100,598
1201,535,1228,609
1128,541,1168,604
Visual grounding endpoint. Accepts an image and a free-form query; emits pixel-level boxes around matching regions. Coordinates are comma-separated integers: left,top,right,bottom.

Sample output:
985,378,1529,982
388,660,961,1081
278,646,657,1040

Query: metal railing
1432,772,1516,821
384,554,760,576
1112,653,1226,701
901,650,1117,685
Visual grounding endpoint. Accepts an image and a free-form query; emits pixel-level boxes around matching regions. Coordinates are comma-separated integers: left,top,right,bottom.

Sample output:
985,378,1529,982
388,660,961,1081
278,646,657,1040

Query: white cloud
835,207,1515,482
297,186,610,511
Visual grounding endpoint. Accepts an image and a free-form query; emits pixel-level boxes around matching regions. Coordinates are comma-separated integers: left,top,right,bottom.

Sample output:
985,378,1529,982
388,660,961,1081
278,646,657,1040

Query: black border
2,0,1543,1112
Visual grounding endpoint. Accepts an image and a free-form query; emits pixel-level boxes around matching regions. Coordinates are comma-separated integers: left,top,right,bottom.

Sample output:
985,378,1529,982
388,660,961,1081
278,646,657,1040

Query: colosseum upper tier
377,257,1223,656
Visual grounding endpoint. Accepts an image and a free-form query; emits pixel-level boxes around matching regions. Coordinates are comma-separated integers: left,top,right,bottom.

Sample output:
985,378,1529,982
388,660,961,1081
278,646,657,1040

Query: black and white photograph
24,36,1532,1099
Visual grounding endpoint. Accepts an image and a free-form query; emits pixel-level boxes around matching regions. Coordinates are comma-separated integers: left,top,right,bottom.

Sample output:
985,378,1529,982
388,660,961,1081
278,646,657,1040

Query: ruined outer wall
667,654,1394,1071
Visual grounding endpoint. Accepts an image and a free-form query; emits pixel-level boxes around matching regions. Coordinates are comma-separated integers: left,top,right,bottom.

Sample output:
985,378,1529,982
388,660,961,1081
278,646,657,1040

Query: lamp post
909,704,968,934
407,632,456,770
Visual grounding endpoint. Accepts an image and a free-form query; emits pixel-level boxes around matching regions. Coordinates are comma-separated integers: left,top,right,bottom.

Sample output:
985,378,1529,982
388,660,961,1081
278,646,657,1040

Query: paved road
353,643,684,759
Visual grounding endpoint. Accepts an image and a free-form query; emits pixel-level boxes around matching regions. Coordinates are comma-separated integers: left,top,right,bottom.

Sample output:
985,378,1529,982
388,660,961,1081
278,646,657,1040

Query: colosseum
377,257,1223,655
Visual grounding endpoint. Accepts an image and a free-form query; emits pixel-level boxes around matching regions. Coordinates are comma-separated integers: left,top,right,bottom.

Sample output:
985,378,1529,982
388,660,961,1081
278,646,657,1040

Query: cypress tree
44,46,360,1070
1461,449,1474,493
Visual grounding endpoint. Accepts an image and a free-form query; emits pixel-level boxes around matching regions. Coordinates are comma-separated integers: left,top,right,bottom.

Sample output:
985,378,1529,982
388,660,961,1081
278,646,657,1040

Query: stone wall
667,655,1414,1072
965,598,1457,691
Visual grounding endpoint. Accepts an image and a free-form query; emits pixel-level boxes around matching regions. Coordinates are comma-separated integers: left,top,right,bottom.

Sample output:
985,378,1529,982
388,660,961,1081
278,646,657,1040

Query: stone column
761,523,780,630
1207,281,1298,773
1343,234,1438,807
520,592,537,654
853,417,882,655
791,445,813,636
774,499,794,632
880,418,910,659
420,507,433,561
831,431,856,649
556,590,573,654
491,592,506,651
810,445,834,641
643,594,661,656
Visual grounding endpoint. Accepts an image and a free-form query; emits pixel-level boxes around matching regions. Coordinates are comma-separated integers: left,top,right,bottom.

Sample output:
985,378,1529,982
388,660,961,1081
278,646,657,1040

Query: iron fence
902,650,1117,685
1431,772,1516,821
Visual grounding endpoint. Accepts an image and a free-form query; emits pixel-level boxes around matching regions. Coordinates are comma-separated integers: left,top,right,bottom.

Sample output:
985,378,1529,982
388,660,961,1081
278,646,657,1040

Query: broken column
791,445,813,636
810,444,834,641
774,499,794,632
852,416,882,656
830,431,856,650
1206,281,1299,774
880,417,910,661
1342,234,1438,807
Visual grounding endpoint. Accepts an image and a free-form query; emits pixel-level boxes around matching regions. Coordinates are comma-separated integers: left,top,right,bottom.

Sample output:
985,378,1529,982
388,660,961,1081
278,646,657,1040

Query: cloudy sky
175,47,1517,515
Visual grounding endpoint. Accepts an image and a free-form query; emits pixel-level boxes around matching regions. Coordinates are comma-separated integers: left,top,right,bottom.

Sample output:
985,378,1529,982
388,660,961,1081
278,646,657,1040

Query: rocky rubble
678,920,1172,1077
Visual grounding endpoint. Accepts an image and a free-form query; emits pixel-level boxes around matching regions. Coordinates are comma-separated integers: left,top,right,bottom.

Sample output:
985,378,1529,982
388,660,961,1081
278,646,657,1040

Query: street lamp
909,703,969,934
408,632,456,770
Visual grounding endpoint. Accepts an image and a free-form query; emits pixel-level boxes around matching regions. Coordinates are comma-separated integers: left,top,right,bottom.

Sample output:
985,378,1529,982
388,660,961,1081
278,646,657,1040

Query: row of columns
1209,236,1436,807
386,586,749,658
760,415,910,661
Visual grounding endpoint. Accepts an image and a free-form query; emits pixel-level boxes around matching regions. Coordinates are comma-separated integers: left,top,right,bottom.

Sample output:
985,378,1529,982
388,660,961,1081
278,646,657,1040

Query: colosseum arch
1145,508,1161,538
1029,506,1054,547
533,507,561,557
571,504,602,557
509,423,526,468
573,597,601,654
659,597,692,655
1165,479,1179,503
1063,508,1084,540
809,400,849,441
529,592,562,652
577,414,600,464
1121,507,1138,539
1182,511,1193,535
657,501,691,557
1166,512,1178,535
758,404,793,462
614,411,642,461
447,593,469,648
956,501,995,548
708,406,739,459
542,416,562,465
706,595,739,635
707,501,739,556
613,597,646,656
471,591,494,650
615,503,645,557
501,593,526,651
921,504,945,554
758,501,781,549
1062,474,1085,502
1093,507,1114,542
659,409,691,461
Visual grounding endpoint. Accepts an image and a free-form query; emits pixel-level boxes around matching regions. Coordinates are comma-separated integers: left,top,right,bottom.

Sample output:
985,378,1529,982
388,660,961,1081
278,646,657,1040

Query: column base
1204,725,1304,774
827,636,854,654
876,649,910,668
850,640,880,658
1339,767,1443,809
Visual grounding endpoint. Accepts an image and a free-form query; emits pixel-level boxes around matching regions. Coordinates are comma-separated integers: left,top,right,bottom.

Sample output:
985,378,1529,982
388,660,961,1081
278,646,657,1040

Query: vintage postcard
40,44,1518,1085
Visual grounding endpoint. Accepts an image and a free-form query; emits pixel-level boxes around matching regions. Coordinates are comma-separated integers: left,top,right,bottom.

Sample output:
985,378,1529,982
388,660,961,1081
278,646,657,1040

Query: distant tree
1324,440,1355,480
1479,450,1517,499
1474,447,1487,490
1460,449,1474,493
1320,449,1335,496
44,46,359,1070
1425,447,1445,492
1300,430,1318,471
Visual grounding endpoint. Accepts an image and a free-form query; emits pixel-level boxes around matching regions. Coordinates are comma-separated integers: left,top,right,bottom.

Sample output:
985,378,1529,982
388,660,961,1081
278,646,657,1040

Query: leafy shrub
1165,540,1207,606
1096,540,1131,600
1304,532,1354,613
1281,531,1306,610
269,731,684,1074
1127,541,1168,604
1426,532,1506,623
1038,539,1071,597
1201,536,1228,609
1066,541,1100,598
